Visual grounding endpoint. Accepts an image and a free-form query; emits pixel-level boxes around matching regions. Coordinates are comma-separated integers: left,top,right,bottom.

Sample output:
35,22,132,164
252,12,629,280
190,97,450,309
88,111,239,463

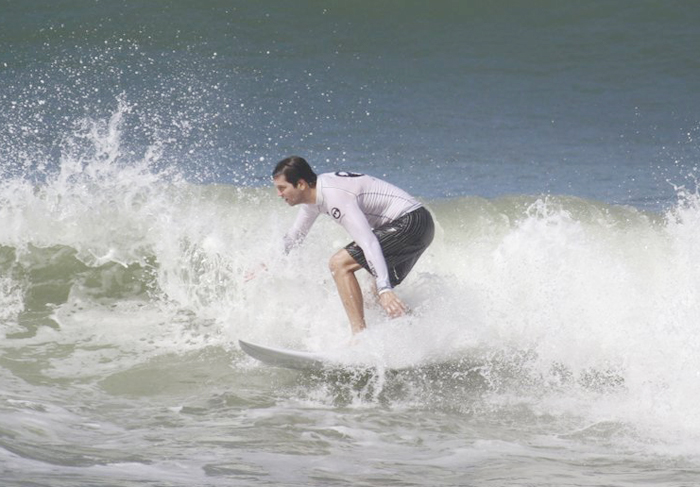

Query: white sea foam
2,103,700,463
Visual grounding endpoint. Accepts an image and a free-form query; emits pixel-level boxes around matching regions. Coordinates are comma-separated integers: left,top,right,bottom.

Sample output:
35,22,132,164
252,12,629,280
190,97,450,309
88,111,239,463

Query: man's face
274,175,305,206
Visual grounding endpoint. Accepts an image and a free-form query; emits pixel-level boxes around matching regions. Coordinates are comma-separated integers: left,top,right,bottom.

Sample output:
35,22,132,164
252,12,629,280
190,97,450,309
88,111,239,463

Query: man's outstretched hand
244,262,268,282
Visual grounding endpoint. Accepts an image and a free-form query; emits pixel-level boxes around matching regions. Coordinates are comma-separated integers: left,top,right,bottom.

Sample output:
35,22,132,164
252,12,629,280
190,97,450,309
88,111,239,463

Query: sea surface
2,1,700,486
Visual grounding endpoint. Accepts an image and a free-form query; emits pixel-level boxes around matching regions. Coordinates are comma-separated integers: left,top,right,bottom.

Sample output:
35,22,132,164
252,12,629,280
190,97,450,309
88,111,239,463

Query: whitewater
3,1,700,484
1,103,700,485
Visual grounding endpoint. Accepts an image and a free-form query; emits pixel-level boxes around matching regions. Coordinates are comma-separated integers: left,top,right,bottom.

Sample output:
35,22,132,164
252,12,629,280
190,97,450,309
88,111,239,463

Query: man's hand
244,262,268,282
378,290,408,318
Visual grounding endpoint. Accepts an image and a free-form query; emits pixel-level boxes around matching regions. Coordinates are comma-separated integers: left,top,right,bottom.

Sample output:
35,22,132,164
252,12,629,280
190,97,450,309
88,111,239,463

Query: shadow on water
287,350,626,412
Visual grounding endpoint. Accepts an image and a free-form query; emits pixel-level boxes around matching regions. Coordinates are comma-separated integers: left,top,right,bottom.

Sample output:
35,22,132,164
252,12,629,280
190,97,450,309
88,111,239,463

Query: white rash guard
283,172,423,292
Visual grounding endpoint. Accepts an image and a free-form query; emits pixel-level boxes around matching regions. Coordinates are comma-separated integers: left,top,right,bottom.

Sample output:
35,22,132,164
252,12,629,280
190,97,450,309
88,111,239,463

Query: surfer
272,156,434,334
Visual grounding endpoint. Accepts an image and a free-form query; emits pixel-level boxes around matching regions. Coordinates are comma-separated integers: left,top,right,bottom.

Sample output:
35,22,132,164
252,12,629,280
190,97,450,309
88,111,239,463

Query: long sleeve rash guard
283,172,422,292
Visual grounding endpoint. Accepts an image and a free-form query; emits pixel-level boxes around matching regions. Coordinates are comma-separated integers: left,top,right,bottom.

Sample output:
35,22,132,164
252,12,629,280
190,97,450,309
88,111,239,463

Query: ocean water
2,1,700,485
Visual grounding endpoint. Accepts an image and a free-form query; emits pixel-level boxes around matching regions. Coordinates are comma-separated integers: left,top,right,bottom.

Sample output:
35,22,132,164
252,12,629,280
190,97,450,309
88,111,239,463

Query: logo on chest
330,207,342,219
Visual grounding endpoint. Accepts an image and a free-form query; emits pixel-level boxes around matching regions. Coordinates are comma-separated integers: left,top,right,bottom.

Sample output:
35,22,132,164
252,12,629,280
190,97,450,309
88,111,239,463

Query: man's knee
329,250,358,277
328,250,347,276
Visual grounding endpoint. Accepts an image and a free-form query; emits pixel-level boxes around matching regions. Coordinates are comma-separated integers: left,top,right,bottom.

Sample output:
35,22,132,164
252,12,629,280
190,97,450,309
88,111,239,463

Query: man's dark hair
272,156,317,188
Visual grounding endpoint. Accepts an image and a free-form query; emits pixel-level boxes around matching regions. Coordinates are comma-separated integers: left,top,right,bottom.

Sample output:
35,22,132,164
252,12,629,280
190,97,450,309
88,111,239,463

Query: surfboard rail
239,339,331,371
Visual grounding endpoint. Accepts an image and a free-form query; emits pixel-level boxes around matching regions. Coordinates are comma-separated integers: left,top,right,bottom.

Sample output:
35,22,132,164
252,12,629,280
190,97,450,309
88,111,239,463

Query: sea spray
3,103,700,455
421,194,700,449
2,3,700,483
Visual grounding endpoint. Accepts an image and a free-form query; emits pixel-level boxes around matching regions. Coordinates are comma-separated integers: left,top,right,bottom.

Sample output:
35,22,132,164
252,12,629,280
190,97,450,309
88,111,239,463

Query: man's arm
340,207,408,317
284,204,320,254
336,200,392,292
245,204,319,282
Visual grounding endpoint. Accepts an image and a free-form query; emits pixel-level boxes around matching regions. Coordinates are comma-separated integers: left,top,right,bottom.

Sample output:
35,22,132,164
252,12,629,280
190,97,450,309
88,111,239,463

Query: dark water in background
2,0,699,205
2,2,700,486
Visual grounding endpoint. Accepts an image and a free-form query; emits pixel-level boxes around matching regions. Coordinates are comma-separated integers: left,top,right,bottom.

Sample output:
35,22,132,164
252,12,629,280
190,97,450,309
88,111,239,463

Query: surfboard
239,339,338,371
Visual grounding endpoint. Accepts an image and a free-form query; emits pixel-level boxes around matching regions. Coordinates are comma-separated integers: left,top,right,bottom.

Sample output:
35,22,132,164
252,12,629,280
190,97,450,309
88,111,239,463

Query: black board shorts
345,206,434,288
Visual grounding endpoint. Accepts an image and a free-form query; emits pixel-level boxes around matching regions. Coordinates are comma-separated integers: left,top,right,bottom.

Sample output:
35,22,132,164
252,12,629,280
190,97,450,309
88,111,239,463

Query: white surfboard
239,339,340,371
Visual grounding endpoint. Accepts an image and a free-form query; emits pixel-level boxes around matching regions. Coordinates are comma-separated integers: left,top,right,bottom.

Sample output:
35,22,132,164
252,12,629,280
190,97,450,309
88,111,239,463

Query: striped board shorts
345,206,435,287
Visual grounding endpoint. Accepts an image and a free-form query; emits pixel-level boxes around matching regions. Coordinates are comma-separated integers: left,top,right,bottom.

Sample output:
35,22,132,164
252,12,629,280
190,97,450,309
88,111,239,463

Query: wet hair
272,156,317,188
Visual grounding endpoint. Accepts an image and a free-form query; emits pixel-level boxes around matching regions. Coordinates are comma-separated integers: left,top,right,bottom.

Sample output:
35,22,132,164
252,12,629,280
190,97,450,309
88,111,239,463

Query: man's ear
296,178,307,190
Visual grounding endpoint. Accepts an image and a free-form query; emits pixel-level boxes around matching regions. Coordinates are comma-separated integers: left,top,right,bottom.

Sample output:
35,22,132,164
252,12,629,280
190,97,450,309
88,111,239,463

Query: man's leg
329,249,365,334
